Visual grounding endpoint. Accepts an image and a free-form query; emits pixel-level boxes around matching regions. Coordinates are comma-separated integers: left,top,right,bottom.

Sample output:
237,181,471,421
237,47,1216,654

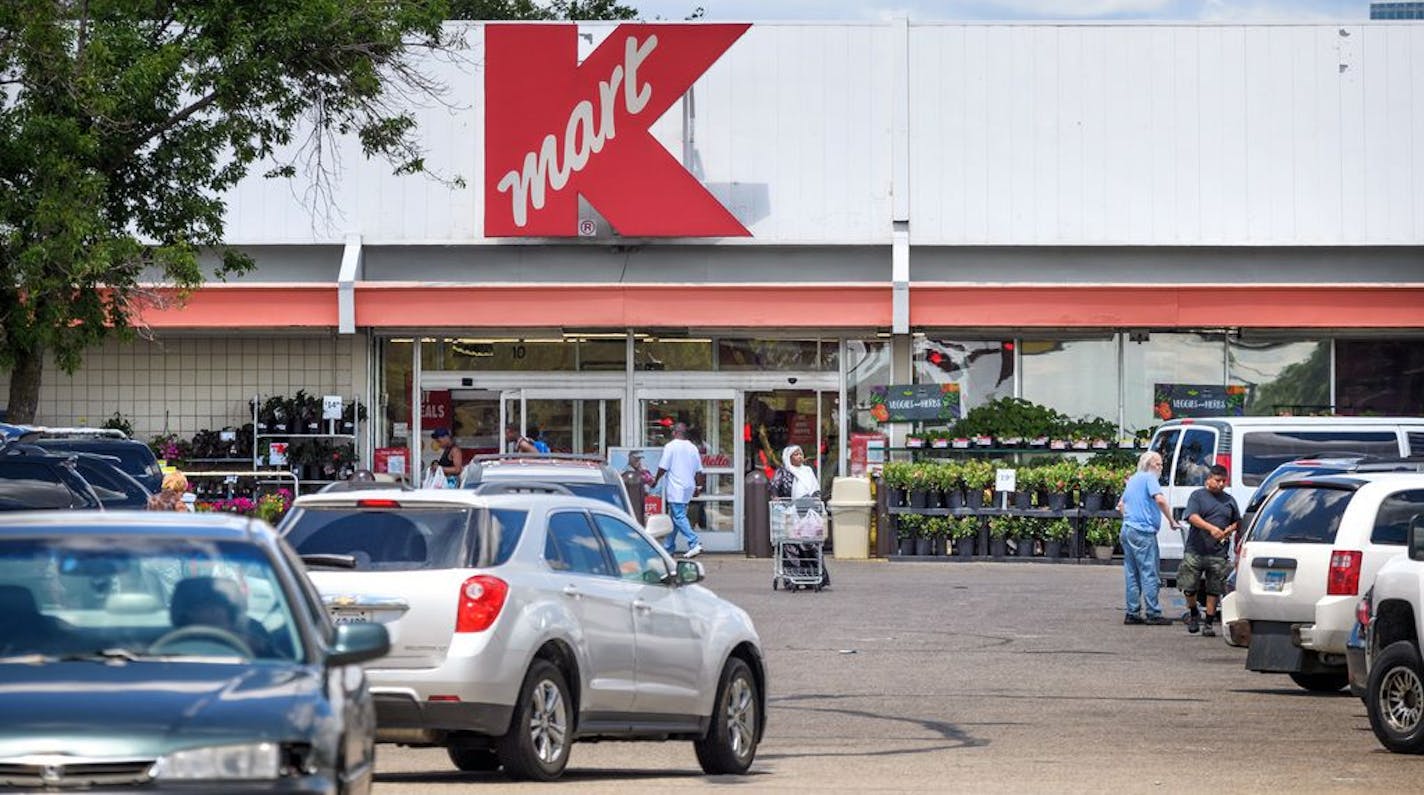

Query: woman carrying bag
769,445,830,589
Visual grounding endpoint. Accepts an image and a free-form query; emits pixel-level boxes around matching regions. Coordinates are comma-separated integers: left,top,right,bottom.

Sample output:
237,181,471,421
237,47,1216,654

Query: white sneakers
683,544,704,559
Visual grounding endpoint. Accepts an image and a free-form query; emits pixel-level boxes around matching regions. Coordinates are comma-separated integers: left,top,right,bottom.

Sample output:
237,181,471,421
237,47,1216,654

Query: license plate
329,609,372,625
1263,570,1287,592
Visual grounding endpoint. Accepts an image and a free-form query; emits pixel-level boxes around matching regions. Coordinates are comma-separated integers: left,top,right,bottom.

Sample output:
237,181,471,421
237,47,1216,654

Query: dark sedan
0,513,389,792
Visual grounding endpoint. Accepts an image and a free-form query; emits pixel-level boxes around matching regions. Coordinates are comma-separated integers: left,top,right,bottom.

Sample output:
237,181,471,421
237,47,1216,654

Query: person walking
1178,464,1240,637
770,444,830,588
1117,451,1176,625
650,422,705,558
428,428,462,487
148,470,191,512
504,423,538,454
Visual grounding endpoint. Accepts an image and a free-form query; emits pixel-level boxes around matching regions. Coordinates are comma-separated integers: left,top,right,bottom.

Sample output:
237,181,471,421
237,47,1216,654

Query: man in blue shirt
1117,451,1177,625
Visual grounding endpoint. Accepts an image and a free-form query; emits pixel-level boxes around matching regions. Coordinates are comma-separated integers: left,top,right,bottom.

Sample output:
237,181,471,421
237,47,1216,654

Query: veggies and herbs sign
1153,383,1246,420
869,384,961,423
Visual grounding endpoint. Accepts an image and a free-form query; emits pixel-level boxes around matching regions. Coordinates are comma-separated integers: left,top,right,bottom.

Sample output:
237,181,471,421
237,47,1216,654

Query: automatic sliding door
639,393,740,552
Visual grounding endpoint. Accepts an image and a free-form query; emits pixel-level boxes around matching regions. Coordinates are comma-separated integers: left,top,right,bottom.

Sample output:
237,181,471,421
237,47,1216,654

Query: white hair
1137,451,1162,472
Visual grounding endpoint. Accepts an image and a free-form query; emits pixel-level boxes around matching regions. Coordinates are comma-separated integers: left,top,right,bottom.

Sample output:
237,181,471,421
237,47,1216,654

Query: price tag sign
995,468,1017,493
322,395,343,421
219,429,236,442
387,454,406,476
268,442,289,467
224,475,238,485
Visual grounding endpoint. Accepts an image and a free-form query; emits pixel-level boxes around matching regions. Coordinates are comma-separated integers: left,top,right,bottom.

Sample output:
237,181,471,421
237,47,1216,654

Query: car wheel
446,740,500,772
497,659,572,781
1289,671,1348,692
1367,641,1424,753
693,657,759,775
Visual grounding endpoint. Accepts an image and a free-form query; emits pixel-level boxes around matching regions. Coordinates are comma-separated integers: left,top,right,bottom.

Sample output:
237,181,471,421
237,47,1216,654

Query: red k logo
485,24,751,238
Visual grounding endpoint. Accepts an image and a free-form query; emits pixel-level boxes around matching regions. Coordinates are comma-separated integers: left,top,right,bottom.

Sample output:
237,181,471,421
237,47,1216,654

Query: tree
0,0,451,423
448,0,637,19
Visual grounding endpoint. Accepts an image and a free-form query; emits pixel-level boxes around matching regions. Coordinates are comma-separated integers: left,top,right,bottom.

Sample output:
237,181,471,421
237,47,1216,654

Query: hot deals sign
484,23,751,238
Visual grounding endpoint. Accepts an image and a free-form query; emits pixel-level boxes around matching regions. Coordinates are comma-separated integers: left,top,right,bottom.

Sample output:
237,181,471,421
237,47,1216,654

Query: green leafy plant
1085,518,1120,547
931,461,962,493
949,516,980,540
1043,517,1075,542
896,513,923,540
882,461,915,491
100,412,134,438
988,515,1018,539
923,516,952,539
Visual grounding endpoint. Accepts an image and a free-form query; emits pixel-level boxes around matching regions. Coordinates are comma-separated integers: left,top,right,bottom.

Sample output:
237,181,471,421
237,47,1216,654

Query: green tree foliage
448,0,637,19
0,0,452,422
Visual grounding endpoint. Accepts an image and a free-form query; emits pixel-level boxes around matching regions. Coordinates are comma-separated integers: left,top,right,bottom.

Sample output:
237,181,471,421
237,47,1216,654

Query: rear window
1240,431,1399,487
36,441,158,479
0,462,88,511
1371,490,1424,546
1250,485,1354,544
282,507,529,570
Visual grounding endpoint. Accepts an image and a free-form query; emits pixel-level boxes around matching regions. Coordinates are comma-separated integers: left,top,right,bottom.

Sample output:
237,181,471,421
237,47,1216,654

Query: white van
1145,417,1424,583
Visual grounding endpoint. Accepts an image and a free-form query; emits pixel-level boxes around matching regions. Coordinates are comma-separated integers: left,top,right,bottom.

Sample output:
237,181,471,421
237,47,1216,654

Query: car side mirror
1410,517,1424,562
676,559,705,586
327,622,390,667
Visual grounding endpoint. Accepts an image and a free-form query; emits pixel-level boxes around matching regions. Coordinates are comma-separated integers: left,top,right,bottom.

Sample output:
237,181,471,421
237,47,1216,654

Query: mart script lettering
485,23,751,237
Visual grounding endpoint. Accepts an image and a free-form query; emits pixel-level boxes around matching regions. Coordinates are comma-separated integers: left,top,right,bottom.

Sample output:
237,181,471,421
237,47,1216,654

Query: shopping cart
770,497,827,592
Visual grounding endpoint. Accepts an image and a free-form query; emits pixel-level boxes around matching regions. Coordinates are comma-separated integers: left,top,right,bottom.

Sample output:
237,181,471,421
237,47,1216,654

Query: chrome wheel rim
528,679,568,765
1380,665,1424,735
724,675,756,761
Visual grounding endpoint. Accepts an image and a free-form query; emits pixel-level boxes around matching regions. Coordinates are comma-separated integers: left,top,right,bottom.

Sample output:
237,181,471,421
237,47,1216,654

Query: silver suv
279,489,765,781
460,454,636,515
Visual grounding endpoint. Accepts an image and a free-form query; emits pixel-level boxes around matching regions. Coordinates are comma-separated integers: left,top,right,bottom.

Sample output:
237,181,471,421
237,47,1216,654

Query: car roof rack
22,426,130,440
470,453,606,464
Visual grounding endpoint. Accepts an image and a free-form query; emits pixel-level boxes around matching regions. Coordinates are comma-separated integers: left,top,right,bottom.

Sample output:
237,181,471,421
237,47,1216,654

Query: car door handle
562,585,582,599
632,600,652,612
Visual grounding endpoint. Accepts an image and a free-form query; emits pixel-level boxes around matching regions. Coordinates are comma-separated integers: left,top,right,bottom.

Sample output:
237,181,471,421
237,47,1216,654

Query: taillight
1327,550,1363,596
455,575,508,633
1357,591,1373,629
1215,453,1233,479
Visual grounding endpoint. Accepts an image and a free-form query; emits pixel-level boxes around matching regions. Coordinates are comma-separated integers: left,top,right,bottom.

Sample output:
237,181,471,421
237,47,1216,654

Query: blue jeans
664,502,700,554
1121,523,1162,617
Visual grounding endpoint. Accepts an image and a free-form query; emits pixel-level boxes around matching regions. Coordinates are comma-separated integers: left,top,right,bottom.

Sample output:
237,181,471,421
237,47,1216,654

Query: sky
636,0,1381,22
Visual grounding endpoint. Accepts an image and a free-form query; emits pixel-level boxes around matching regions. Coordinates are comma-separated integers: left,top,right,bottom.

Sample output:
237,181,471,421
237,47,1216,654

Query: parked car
3,443,151,509
1146,417,1424,584
279,488,766,781
459,453,637,515
1220,472,1424,692
0,456,103,511
0,512,389,791
1352,511,1424,753
26,433,165,494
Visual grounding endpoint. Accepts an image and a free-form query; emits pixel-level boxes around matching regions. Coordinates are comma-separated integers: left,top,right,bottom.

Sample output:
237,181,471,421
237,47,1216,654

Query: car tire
1289,671,1348,692
497,659,572,781
693,657,759,775
446,740,501,772
1367,641,1424,753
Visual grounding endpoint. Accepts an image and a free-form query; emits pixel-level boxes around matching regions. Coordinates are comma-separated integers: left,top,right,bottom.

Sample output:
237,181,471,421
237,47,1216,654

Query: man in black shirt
1178,464,1240,637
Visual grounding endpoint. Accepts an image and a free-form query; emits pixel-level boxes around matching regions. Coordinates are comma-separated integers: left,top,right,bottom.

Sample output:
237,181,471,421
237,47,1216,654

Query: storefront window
420,337,626,372
635,337,714,371
846,339,892,436
379,338,413,447
1228,339,1331,416
1337,339,1424,415
1021,338,1119,429
912,339,1014,415
1122,332,1226,431
717,339,835,371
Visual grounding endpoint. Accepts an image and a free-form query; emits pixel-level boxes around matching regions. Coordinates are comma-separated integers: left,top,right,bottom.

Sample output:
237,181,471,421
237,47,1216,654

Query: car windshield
0,536,304,663
1249,485,1354,544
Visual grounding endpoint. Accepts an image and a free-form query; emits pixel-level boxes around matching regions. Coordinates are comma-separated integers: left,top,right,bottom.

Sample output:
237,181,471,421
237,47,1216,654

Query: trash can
827,476,873,559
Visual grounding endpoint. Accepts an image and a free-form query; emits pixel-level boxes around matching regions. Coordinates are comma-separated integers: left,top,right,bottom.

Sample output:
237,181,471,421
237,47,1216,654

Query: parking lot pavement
375,556,1417,793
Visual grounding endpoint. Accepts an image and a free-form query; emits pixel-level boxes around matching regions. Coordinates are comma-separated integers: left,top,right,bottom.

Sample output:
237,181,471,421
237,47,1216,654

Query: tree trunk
6,346,43,424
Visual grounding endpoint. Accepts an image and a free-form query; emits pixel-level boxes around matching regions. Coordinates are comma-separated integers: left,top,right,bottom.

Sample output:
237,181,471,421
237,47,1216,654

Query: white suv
1356,506,1424,753
278,489,766,781
1222,472,1424,692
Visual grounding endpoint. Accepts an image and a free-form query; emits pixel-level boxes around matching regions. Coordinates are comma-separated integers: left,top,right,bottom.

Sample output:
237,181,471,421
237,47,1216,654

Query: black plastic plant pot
888,488,904,508
932,537,947,556
947,490,965,509
1044,540,1064,560
1045,492,1068,511
910,490,929,509
1013,491,1032,509
898,537,917,556
1015,537,1035,557
1081,492,1104,512
965,489,984,509
957,537,975,559
915,537,933,556
991,538,1007,559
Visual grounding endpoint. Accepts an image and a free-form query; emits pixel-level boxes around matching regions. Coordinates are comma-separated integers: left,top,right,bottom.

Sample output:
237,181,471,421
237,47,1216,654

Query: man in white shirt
650,423,705,558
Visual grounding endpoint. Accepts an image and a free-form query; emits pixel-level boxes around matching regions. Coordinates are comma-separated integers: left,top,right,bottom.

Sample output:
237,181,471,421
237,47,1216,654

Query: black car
3,444,151,509
0,512,389,792
28,436,164,493
0,457,103,511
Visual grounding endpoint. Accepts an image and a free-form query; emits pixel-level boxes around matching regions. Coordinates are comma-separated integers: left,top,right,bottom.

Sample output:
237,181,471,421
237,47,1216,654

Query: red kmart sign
484,23,751,238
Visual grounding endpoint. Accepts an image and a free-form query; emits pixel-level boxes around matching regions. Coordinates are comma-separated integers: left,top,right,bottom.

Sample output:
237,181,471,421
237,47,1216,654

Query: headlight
151,742,280,780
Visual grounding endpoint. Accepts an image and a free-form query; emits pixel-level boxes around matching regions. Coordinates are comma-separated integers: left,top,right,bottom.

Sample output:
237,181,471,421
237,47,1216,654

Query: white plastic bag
422,468,448,489
792,509,825,540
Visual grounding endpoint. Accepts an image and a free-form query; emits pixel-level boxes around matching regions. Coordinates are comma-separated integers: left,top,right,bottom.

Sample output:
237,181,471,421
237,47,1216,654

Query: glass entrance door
638,391,742,552
501,389,622,457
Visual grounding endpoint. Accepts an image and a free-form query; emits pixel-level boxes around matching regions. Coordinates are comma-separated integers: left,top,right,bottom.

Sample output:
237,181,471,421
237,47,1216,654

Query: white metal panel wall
909,23,1424,245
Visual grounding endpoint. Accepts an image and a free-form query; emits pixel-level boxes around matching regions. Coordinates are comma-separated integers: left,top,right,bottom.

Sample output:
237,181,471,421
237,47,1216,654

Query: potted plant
1085,517,1119,560
896,513,921,556
961,459,995,508
1042,517,1074,560
934,461,962,509
1015,517,1039,558
882,461,913,507
951,516,978,559
907,463,933,509
926,515,950,556
1077,465,1109,512
1014,465,1041,509
988,516,1014,559
1040,461,1075,511
914,513,934,557
906,433,926,449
